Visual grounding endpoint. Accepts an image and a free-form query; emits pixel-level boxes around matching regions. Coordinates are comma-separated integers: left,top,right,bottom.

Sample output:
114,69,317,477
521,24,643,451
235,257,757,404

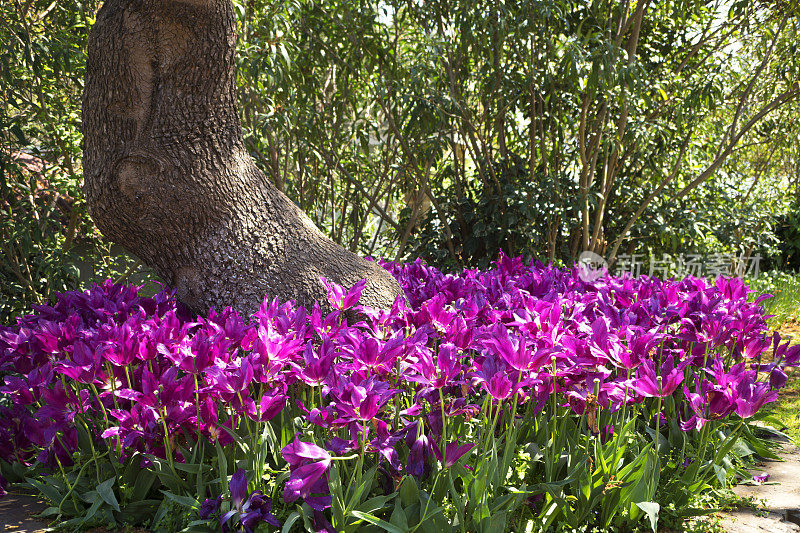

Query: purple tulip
600,425,614,444
432,440,475,468
632,356,684,398
431,342,463,389
330,375,398,424
292,337,336,387
253,388,287,422
761,363,789,390
199,495,221,519
319,277,366,311
772,337,800,366
229,469,248,509
488,373,514,400
281,436,332,510
219,470,281,532
56,341,101,383
681,378,735,431
239,492,281,530
734,380,778,418
405,425,433,479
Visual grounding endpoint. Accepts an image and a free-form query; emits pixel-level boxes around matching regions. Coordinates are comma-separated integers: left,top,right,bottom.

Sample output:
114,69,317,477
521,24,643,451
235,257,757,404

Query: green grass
744,271,800,445
747,270,800,329
763,367,800,445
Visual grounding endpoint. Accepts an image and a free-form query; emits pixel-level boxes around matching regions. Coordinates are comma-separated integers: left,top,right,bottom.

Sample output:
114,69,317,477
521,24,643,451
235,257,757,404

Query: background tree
81,0,402,316
2,0,799,321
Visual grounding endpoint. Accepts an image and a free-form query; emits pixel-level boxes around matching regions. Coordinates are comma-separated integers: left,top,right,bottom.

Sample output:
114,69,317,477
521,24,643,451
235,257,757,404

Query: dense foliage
3,1,800,323
746,270,800,328
0,0,152,322
0,257,794,531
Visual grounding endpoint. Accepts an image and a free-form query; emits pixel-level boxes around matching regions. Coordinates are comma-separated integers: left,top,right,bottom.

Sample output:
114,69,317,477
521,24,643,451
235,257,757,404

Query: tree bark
82,0,402,316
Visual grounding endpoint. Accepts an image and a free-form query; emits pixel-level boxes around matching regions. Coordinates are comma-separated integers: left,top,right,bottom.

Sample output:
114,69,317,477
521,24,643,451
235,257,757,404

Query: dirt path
0,492,48,532
719,442,800,532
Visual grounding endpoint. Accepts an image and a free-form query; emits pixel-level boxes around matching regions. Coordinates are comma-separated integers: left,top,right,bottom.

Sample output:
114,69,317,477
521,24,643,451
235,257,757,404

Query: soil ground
0,492,48,532
718,441,800,533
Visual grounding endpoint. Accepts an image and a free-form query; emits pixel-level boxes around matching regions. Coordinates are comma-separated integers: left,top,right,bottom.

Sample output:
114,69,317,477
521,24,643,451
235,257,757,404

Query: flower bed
0,255,796,532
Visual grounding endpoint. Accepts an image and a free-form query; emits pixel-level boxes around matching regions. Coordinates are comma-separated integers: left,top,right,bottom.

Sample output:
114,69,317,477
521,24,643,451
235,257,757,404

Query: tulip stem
438,388,447,450
610,378,630,471
476,398,502,514
393,357,402,430
88,382,121,459
330,454,360,461
57,450,110,516
78,416,101,484
353,420,367,491
412,469,442,533
160,406,181,482
52,444,73,494
550,357,558,476
655,376,663,438
689,421,711,481
480,399,501,465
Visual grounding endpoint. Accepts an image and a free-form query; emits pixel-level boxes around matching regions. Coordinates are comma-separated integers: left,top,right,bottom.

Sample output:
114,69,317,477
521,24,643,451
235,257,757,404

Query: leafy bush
403,156,579,270
746,270,800,328
774,203,800,272
0,257,794,531
0,153,81,320
0,152,153,325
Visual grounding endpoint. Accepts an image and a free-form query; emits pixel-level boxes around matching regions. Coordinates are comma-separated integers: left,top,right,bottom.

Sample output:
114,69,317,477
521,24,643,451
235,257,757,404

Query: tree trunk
82,0,402,316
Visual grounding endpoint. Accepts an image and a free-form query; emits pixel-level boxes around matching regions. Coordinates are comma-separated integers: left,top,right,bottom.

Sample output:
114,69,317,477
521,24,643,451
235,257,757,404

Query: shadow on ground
0,492,48,532
720,441,800,532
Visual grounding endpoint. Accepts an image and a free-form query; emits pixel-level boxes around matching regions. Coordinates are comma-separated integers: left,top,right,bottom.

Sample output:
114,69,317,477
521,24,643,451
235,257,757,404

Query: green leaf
10,124,27,145
152,499,170,530
487,510,508,532
328,462,345,527
351,510,406,533
81,496,104,524
39,506,63,517
78,490,101,504
118,499,160,519
25,477,64,504
471,502,490,524
345,465,377,513
399,477,418,507
713,464,727,487
97,476,121,512
356,494,396,515
389,499,409,530
172,461,210,474
489,494,517,513
180,519,218,532
161,489,199,509
282,511,301,533
634,501,660,532
132,468,158,501
215,440,229,496
539,500,562,531
447,472,465,518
